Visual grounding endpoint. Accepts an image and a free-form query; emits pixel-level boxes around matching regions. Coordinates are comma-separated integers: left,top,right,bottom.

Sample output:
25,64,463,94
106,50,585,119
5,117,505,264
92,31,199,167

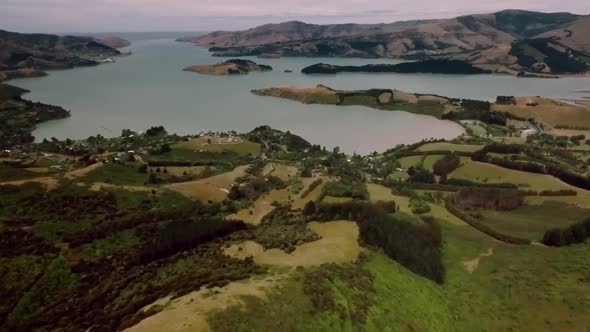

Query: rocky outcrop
184,59,272,75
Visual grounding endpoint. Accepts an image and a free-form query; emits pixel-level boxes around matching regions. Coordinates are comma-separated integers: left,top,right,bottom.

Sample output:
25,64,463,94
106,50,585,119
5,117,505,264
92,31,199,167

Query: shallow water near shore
11,32,590,154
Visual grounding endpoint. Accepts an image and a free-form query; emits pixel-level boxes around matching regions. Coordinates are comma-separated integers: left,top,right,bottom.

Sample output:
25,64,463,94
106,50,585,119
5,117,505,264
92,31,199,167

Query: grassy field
526,194,590,209
224,221,360,267
492,97,590,129
173,137,261,157
262,163,298,181
147,166,206,177
450,160,582,191
322,196,354,204
464,201,590,241
398,155,444,171
0,163,47,181
228,188,291,225
165,165,249,202
82,162,151,186
417,143,484,153
366,184,465,225
292,177,334,209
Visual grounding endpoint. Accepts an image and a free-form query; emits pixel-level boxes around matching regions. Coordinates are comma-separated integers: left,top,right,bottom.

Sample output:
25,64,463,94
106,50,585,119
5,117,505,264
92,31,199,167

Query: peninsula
0,29,130,82
301,60,492,75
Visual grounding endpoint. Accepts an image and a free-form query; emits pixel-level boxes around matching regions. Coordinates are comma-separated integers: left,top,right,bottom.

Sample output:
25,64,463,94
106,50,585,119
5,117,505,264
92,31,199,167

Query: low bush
300,179,323,199
450,188,524,210
542,218,590,246
139,219,246,263
322,179,368,200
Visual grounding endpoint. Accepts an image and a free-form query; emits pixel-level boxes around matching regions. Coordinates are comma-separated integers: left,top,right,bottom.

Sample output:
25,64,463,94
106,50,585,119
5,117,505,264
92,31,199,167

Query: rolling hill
179,10,590,75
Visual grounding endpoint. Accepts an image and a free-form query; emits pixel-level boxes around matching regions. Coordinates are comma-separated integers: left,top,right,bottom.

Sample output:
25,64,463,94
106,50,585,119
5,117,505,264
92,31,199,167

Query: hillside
177,19,439,47
179,10,590,75
0,30,129,82
537,15,590,53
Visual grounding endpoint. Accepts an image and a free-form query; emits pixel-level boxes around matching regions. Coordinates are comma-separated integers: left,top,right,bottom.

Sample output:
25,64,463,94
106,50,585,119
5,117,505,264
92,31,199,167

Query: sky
1,0,588,33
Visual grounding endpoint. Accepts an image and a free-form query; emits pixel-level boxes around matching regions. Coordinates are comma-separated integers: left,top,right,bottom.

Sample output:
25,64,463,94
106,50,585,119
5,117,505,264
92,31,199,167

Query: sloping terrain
0,30,128,81
180,10,590,75
177,19,439,48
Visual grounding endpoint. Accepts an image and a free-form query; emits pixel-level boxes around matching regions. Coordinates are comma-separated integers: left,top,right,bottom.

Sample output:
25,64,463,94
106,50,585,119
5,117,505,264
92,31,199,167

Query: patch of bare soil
224,220,360,267
124,274,286,332
183,63,239,75
463,248,494,273
64,162,104,179
392,90,418,103
228,188,291,225
253,85,338,104
88,182,155,193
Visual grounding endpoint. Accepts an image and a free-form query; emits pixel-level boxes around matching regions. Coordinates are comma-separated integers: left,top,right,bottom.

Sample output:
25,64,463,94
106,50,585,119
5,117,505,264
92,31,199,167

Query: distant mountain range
0,30,130,82
178,10,590,75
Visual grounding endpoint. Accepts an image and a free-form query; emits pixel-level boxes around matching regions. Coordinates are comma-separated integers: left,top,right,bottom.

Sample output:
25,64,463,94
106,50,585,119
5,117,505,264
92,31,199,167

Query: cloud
1,0,587,32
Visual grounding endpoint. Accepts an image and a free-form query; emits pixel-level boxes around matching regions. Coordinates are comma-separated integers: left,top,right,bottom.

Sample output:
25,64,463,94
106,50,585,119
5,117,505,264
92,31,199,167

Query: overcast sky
1,0,588,33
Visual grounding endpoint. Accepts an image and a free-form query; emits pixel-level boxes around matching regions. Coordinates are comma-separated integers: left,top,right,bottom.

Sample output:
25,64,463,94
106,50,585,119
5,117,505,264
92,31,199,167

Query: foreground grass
208,216,590,332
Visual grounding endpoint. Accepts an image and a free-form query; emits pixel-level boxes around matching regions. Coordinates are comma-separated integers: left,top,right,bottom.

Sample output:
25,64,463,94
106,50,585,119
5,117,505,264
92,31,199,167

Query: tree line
139,219,247,263
308,201,445,284
542,219,590,247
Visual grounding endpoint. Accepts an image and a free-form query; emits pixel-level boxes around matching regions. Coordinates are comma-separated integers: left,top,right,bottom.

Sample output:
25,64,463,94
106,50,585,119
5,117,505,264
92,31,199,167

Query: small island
301,59,492,75
184,59,272,76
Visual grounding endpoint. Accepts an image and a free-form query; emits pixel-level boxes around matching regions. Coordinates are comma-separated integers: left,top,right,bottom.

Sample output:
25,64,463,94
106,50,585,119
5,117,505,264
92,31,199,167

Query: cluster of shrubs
496,96,516,105
521,189,577,196
145,125,167,136
442,99,507,125
300,179,323,198
542,219,590,246
446,203,531,245
410,195,431,214
407,166,436,184
321,179,368,200
433,152,461,182
450,188,524,210
139,219,246,263
228,176,286,202
444,178,518,189
310,201,444,284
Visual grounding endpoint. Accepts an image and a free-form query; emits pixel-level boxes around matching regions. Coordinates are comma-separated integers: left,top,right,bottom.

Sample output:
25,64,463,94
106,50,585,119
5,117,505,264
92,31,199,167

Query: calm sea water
11,32,590,154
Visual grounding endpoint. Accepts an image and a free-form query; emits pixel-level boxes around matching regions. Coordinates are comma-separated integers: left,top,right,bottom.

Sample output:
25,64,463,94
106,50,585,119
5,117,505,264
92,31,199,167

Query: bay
11,33,590,154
